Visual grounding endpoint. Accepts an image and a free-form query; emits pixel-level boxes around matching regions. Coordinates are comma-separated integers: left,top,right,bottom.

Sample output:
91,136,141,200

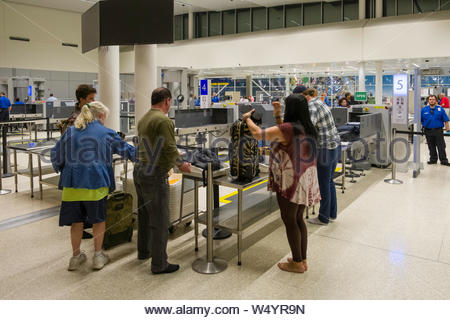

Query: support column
157,67,163,88
412,68,422,178
285,76,291,96
98,46,120,131
181,70,189,109
246,75,252,98
359,0,366,20
375,61,383,105
358,62,366,92
376,0,383,18
135,44,157,123
188,10,194,40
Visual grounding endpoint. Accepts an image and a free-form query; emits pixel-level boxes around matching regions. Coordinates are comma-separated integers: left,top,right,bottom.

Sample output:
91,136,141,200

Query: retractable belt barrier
384,127,427,185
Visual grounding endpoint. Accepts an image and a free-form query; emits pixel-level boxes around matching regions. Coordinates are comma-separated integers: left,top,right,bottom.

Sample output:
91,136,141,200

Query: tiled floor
0,133,449,299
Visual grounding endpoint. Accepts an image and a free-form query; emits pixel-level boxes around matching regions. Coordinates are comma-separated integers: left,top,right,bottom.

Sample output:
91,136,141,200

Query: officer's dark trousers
133,163,170,273
425,128,448,163
0,109,9,122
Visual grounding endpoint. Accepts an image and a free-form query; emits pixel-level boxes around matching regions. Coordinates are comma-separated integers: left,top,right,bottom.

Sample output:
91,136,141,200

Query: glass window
324,1,342,23
397,0,412,15
442,0,450,11
252,7,266,31
195,12,207,38
270,77,286,90
365,75,376,86
383,75,393,85
439,76,450,85
252,78,271,100
366,86,376,96
285,4,302,28
174,15,183,41
366,0,376,18
235,79,247,97
223,10,236,35
343,0,359,21
414,0,439,13
304,3,322,25
209,11,221,36
421,76,439,86
183,14,189,39
237,9,251,33
268,6,284,29
383,0,396,16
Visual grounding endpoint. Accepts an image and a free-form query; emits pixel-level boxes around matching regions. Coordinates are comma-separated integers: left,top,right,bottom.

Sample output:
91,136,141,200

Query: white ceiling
6,0,332,15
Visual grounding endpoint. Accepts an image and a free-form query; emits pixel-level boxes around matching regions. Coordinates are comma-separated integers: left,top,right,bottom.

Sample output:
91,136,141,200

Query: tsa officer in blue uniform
421,95,450,166
0,92,12,122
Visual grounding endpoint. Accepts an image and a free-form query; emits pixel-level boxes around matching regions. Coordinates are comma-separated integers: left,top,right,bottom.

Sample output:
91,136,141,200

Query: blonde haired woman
51,102,136,271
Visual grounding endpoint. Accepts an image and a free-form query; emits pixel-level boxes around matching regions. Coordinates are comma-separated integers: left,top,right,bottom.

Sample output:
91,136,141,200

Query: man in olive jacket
134,87,191,274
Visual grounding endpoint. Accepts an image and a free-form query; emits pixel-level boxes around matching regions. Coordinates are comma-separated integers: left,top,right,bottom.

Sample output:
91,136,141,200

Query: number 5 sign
393,73,408,97
392,73,409,125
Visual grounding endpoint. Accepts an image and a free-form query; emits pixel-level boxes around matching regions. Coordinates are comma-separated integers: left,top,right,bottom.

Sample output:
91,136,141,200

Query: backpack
229,120,260,182
57,110,79,134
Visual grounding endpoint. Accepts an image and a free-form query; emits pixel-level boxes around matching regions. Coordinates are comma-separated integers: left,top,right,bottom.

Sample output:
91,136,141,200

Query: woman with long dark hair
242,94,321,273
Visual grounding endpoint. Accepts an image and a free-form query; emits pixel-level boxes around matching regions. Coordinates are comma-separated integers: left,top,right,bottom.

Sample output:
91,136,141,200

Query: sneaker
441,162,450,167
307,217,328,226
329,217,337,222
68,253,87,271
427,161,437,165
93,252,110,270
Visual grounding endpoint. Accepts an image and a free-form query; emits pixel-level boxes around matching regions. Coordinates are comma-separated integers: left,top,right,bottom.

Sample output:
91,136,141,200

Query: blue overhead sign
28,85,32,96
200,79,208,96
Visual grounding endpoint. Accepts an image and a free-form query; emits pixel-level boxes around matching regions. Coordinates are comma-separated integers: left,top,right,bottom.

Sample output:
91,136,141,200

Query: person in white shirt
47,94,58,102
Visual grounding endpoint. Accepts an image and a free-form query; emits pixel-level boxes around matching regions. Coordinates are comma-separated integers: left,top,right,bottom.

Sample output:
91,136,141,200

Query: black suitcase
103,192,135,250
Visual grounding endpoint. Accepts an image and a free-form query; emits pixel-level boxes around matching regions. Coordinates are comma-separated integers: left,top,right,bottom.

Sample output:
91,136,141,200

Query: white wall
158,22,364,70
0,1,98,72
362,16,450,61
2,1,450,75
118,14,450,73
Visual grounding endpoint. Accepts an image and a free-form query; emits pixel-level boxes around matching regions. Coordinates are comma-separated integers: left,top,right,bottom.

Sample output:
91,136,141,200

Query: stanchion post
192,161,227,274
46,117,50,141
384,127,403,184
2,124,7,175
0,125,11,195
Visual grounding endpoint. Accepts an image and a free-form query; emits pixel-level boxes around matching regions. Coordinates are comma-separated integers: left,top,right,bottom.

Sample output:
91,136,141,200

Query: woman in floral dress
242,94,321,273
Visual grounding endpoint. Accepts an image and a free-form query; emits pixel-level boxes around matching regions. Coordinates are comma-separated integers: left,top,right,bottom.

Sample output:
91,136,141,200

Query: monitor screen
82,0,174,53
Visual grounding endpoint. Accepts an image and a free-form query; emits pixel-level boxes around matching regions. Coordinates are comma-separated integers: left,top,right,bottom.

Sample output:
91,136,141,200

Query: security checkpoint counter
182,167,277,266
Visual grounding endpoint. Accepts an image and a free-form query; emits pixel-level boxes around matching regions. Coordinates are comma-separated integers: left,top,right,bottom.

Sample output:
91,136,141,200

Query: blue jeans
317,147,340,224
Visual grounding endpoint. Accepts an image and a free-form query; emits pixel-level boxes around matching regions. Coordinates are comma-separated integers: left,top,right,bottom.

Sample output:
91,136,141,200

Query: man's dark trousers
0,109,9,122
425,128,448,163
133,163,170,273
